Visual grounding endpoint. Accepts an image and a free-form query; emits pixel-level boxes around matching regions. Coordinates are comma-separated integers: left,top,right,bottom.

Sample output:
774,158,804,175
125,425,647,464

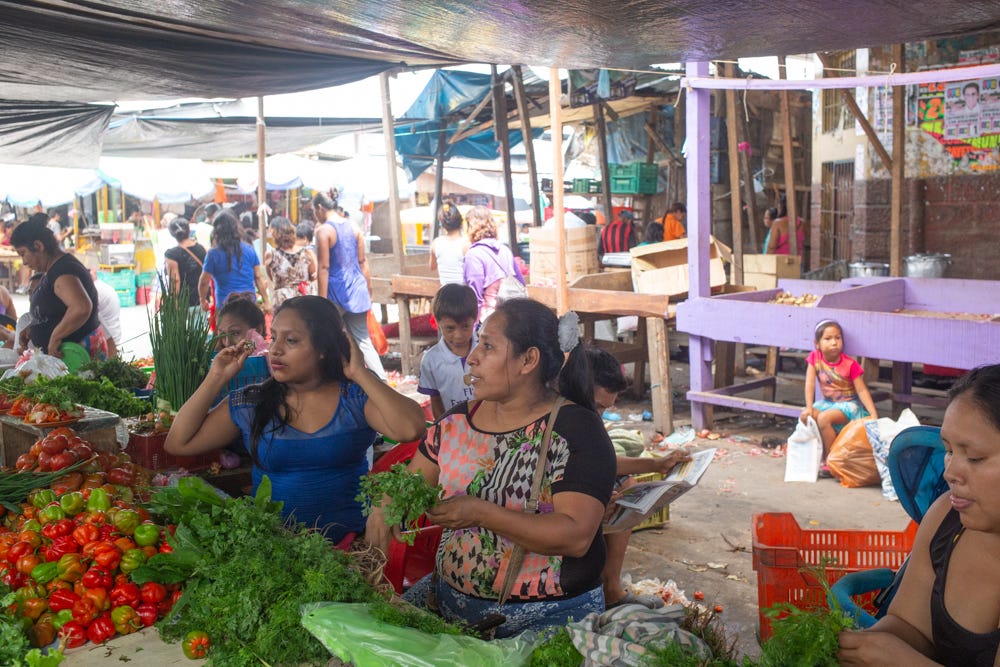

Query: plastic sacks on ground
566,603,710,666
865,409,921,501
301,603,535,667
826,419,880,487
784,416,822,482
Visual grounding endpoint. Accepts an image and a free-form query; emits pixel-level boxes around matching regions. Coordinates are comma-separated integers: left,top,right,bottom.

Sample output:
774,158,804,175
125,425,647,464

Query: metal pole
549,68,568,315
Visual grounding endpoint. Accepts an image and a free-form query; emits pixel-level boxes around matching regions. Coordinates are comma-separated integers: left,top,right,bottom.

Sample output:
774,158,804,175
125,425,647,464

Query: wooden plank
724,63,744,286
778,55,798,256
709,376,778,396
686,389,803,419
380,73,404,266
890,44,906,277
491,65,520,255
511,65,542,227
892,361,913,419
527,285,673,319
593,102,615,230
396,296,414,376
714,341,736,390
391,274,441,298
647,317,673,434
570,269,633,291
814,279,905,311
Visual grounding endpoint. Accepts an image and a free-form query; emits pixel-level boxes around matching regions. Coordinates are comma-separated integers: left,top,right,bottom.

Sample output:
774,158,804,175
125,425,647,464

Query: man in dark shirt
599,209,638,255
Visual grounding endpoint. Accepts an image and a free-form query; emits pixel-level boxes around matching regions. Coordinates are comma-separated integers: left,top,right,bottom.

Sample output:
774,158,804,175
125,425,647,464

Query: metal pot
847,261,890,278
904,253,951,278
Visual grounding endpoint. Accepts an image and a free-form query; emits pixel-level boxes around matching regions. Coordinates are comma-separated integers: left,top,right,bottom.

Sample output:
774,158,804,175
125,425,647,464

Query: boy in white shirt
418,284,478,419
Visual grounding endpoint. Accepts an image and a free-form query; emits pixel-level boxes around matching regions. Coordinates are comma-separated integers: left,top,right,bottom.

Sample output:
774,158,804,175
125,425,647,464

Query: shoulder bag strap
497,396,567,605
180,245,204,267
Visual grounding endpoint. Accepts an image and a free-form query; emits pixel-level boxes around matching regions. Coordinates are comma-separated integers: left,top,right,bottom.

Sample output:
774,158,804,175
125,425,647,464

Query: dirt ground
610,345,945,660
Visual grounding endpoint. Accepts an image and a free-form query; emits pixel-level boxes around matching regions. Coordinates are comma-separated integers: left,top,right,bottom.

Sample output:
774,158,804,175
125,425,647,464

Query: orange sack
826,418,881,488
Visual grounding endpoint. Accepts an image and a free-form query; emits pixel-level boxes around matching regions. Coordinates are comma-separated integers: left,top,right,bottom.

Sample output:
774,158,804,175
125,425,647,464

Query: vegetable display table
0,406,121,466
63,627,201,665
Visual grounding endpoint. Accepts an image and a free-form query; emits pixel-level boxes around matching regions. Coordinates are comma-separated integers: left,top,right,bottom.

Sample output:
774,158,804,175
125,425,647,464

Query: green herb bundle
528,627,583,667
0,376,25,397
78,357,149,389
136,477,387,667
357,463,443,545
26,375,151,417
148,273,214,411
0,459,90,510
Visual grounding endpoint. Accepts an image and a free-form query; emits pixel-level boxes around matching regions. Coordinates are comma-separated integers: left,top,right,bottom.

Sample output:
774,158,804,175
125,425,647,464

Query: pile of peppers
0,463,181,652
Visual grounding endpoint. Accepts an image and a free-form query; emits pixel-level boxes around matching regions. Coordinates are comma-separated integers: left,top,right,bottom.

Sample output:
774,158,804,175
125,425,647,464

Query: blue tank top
324,218,370,314
229,382,375,543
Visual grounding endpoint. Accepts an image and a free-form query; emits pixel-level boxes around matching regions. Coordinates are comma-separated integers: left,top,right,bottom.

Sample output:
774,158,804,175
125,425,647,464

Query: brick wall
849,174,1000,280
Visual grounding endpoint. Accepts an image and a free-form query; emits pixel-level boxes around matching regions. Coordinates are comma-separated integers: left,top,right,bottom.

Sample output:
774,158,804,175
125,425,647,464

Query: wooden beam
778,56,798,256
642,122,683,167
724,63,744,285
379,72,404,264
431,129,446,240
647,317,673,434
890,44,906,277
448,92,494,145
512,65,542,227
593,102,614,230
817,53,893,171
549,69,569,315
732,80,759,250
491,65,519,254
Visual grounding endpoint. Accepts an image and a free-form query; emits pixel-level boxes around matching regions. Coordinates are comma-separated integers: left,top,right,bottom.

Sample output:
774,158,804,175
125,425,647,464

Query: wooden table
390,270,676,434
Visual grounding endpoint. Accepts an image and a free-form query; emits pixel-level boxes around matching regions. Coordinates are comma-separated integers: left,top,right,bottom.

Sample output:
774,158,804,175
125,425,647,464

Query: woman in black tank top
837,364,1000,666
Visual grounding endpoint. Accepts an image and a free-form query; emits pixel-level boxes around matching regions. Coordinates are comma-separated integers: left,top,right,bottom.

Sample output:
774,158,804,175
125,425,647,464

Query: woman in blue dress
313,191,386,380
165,295,426,543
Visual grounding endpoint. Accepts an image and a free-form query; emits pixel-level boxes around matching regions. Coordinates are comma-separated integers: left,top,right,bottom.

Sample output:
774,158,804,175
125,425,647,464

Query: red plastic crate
126,431,219,472
751,512,918,639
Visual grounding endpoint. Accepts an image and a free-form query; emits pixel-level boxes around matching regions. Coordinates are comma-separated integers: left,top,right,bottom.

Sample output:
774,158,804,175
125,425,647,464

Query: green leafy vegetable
357,463,443,545
367,599,466,636
24,375,151,417
528,627,583,667
148,273,214,411
78,357,149,389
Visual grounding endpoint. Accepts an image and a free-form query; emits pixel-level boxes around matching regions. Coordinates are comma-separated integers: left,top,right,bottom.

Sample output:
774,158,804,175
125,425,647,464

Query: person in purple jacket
462,206,525,324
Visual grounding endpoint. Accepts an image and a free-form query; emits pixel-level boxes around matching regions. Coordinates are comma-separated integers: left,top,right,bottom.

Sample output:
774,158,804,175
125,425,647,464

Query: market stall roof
4,1,1000,104
97,157,215,204
0,163,105,207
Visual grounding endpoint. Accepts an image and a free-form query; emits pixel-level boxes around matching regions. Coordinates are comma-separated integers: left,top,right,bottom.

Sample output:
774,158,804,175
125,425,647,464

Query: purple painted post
686,61,712,430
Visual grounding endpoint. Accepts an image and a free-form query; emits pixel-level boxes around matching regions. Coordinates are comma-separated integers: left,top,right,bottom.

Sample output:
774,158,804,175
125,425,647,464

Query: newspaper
603,448,717,533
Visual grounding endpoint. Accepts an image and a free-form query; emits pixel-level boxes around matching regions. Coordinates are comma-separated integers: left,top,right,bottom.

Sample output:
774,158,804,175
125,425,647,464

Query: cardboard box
528,226,600,284
629,237,728,298
742,254,801,290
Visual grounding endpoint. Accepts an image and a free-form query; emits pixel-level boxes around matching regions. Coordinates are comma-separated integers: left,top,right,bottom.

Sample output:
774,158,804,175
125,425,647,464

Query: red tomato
41,435,68,455
15,453,37,471
69,443,94,461
50,451,78,472
36,452,54,472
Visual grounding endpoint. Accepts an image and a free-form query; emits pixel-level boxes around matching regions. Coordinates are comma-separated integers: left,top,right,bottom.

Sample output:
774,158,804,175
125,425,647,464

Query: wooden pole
512,65,542,227
724,63,744,285
491,65,519,254
890,44,905,276
432,129,446,241
549,68,568,315
778,56,798,256
593,101,614,229
256,96,269,244
735,99,759,251
817,53,893,171
380,71,404,264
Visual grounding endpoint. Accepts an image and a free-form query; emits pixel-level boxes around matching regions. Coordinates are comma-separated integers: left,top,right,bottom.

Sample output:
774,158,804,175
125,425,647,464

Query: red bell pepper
59,620,89,649
139,582,167,605
2,568,26,589
86,612,115,644
6,541,33,565
47,588,80,612
71,596,98,626
110,582,140,609
83,587,110,612
72,524,99,547
81,567,112,590
43,535,79,562
41,518,74,540
91,543,121,570
135,603,158,628
110,604,141,635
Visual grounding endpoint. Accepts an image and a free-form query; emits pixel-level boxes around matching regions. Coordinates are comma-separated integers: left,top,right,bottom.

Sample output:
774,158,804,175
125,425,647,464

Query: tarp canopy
227,154,413,202
4,1,1000,104
0,163,105,208
0,102,115,168
97,157,215,204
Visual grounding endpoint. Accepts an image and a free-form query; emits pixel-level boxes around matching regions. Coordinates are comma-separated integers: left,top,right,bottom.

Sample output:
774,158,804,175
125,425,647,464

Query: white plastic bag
784,416,823,482
865,409,921,501
1,350,68,383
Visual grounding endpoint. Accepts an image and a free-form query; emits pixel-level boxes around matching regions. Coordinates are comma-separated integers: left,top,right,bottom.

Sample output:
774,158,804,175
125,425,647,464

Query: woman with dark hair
313,191,385,380
764,201,805,256
838,364,1000,666
165,295,426,543
430,200,469,285
367,298,616,637
265,216,316,308
198,209,271,316
11,220,105,367
163,217,207,310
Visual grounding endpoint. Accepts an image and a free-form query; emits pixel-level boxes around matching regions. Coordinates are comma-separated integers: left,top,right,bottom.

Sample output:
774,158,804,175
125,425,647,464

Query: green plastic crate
97,269,136,291
116,289,136,308
611,175,658,194
136,271,158,287
610,162,659,181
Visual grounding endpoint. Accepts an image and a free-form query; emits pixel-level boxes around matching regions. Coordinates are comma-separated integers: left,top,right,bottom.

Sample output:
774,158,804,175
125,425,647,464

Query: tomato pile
13,428,112,474
0,431,179,650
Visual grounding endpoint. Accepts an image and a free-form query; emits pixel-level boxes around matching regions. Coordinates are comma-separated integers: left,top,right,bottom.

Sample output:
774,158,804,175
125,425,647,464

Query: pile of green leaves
357,463,443,545
528,627,583,667
148,273,214,411
642,641,754,667
28,375,151,417
0,589,64,667
79,356,149,389
0,375,25,397
367,599,467,636
758,602,854,667
135,476,387,667
19,381,77,412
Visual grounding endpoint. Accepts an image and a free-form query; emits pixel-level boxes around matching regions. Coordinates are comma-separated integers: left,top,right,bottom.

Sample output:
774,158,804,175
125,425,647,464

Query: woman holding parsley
165,296,425,544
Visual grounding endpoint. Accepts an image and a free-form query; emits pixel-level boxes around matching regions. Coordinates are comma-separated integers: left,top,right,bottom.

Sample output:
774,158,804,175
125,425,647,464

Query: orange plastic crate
751,512,918,639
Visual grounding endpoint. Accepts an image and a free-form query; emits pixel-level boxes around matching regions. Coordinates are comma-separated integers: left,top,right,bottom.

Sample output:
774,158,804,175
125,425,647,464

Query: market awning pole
256,96,268,248
549,67,568,316
593,101,614,230
380,71,403,265
432,129,446,241
512,65,542,227
890,44,905,277
724,63,744,285
492,65,519,256
778,56,798,256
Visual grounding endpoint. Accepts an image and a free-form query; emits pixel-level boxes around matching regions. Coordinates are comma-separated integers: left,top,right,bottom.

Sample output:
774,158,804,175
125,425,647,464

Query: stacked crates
609,162,659,194
572,178,602,194
97,268,136,307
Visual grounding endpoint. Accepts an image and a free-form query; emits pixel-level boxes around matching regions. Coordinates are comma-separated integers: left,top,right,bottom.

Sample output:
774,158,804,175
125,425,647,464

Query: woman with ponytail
164,296,426,544
367,298,616,637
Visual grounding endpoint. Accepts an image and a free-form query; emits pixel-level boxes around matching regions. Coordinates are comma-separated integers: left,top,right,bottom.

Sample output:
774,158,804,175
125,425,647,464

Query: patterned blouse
267,246,313,308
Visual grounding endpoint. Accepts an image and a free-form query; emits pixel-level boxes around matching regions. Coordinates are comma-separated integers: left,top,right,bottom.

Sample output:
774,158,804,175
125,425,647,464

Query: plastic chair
830,426,947,626
368,438,442,594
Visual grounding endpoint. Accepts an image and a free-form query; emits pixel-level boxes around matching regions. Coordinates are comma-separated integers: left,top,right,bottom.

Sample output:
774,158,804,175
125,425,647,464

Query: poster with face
918,75,1000,171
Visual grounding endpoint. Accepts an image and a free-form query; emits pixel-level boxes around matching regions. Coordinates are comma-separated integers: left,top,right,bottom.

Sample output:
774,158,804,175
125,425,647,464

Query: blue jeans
403,573,604,638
